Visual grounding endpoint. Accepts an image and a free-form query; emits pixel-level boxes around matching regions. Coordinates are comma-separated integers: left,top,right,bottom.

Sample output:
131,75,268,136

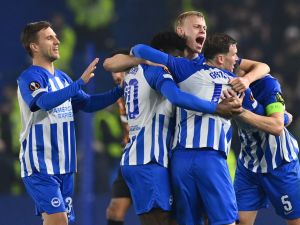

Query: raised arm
230,59,270,92
103,54,144,72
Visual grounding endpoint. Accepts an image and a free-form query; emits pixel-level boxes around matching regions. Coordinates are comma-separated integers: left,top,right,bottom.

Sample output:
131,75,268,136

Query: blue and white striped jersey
17,66,76,177
166,56,236,156
121,65,175,167
237,75,299,173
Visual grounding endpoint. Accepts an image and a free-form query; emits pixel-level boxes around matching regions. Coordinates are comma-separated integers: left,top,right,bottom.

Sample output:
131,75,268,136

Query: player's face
177,15,207,54
34,27,60,62
112,72,125,85
223,44,238,72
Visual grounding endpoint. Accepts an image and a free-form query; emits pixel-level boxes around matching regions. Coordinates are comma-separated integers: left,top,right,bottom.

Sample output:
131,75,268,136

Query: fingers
229,77,249,93
81,58,99,84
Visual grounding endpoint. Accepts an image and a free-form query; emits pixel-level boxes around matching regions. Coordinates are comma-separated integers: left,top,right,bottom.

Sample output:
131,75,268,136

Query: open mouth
196,36,205,46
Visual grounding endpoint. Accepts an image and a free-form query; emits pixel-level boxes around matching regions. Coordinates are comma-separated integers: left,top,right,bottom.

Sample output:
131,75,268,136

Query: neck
184,48,199,60
32,58,55,74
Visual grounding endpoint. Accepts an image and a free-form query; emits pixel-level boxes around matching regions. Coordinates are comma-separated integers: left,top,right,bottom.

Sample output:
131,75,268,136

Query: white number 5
281,195,292,211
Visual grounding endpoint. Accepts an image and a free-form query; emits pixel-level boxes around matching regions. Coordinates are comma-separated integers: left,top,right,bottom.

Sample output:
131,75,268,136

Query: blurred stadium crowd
0,0,299,198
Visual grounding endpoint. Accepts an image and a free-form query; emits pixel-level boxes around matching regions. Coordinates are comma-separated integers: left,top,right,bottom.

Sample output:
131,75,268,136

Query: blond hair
175,11,205,30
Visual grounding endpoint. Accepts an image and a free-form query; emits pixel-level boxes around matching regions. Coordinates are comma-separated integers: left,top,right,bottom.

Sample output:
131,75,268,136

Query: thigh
121,164,172,215
112,167,131,198
234,160,269,211
194,150,238,225
262,160,300,220
170,150,205,225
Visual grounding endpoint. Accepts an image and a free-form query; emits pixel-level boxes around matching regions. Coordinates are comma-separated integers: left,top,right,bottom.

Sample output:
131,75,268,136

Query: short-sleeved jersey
237,75,299,173
17,65,76,177
121,65,175,167
166,56,236,156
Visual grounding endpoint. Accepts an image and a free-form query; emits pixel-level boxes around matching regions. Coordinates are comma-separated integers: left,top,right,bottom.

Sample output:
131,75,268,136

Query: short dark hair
203,33,237,60
150,31,186,54
108,48,130,58
21,21,51,57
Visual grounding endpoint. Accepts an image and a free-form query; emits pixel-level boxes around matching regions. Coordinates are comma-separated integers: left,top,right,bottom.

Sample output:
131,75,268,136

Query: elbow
262,63,270,74
103,58,115,72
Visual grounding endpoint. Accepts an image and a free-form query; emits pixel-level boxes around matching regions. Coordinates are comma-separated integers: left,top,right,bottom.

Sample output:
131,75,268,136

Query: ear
30,43,39,54
216,54,224,65
176,26,184,36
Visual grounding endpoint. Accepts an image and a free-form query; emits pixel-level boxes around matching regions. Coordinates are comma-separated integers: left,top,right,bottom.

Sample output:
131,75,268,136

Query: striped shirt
237,75,299,173
17,66,76,177
121,65,175,167
166,56,236,156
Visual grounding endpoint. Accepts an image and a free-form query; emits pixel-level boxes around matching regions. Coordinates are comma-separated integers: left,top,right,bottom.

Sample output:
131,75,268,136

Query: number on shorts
281,195,292,211
65,197,73,217
124,79,139,119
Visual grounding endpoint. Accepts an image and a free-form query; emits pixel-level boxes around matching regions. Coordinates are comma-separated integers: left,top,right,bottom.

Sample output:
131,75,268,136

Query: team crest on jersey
276,92,285,105
51,197,61,207
29,81,41,91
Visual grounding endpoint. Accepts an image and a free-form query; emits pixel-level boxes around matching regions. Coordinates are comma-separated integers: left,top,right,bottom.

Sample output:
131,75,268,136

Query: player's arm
35,58,98,111
71,86,124,113
237,103,284,136
229,58,270,92
103,54,144,72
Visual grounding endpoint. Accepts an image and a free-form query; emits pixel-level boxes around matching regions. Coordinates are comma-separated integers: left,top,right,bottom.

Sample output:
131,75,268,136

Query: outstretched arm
103,54,144,72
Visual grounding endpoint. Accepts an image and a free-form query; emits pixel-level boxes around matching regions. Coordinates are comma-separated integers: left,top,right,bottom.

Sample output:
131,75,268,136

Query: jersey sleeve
17,70,49,111
258,77,285,115
166,56,199,83
142,65,174,91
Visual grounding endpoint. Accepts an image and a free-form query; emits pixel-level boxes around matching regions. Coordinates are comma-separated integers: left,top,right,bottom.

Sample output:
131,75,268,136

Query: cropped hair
150,31,186,53
175,11,205,29
203,33,237,60
21,21,51,57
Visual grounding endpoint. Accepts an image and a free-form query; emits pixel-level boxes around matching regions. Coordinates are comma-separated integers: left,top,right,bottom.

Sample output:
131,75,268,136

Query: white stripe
32,88,47,97
19,144,25,177
49,79,57,91
68,122,72,171
130,140,137,165
269,135,278,169
213,119,220,150
57,123,66,173
281,131,290,162
154,116,160,161
185,113,194,146
199,117,209,147
43,125,54,174
55,77,65,89
163,117,169,167
143,128,151,164
285,130,298,160
32,126,40,172
260,156,267,173
24,136,32,176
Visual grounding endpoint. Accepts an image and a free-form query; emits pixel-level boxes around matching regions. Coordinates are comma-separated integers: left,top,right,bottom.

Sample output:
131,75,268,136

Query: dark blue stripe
192,115,201,148
63,122,70,172
180,108,187,147
166,117,175,150
28,127,35,172
207,118,215,147
123,136,135,165
211,84,222,102
158,115,165,165
21,139,28,176
274,136,282,166
218,123,225,152
70,121,76,171
35,124,47,173
150,116,156,160
51,123,60,174
136,128,145,164
243,131,255,170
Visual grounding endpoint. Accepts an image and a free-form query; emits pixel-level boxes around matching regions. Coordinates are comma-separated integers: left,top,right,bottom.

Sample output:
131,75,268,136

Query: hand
81,58,99,84
217,88,244,118
229,76,250,93
285,111,293,127
143,60,169,72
